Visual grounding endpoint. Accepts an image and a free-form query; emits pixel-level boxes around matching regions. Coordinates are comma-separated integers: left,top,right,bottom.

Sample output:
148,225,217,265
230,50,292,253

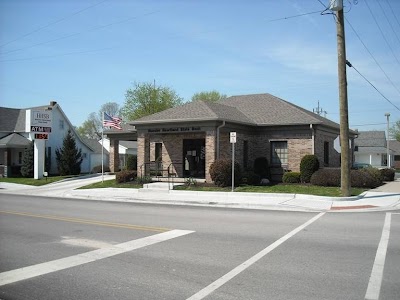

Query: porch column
205,130,217,183
4,149,11,177
109,138,119,172
137,133,150,177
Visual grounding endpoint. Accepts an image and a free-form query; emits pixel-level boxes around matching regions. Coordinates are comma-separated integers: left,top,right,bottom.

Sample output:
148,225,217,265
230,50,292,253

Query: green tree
389,120,400,141
121,82,183,121
55,129,83,175
20,142,34,178
191,90,226,102
77,102,121,139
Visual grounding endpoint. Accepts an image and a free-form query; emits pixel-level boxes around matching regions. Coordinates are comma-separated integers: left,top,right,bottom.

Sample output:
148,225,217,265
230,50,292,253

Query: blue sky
1,0,400,134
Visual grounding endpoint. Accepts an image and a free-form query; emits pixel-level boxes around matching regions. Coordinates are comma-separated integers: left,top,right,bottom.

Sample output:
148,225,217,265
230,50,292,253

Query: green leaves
121,82,183,121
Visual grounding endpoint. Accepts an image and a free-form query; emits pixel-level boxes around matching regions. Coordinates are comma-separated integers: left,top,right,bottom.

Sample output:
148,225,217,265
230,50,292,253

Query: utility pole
385,113,390,168
335,1,351,196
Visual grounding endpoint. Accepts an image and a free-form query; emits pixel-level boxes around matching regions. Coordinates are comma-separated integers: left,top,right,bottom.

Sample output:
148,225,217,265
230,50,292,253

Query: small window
355,146,359,151
59,120,64,130
155,143,162,161
324,141,329,165
243,140,248,169
271,141,288,165
83,153,87,159
18,152,22,164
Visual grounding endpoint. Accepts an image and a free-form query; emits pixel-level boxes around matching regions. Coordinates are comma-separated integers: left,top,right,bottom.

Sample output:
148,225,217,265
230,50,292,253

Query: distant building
99,137,137,170
0,101,95,177
389,140,400,169
354,131,394,168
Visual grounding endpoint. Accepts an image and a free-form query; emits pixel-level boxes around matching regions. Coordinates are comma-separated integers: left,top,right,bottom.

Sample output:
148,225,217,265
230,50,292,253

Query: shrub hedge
310,167,383,188
380,168,395,181
282,172,301,183
116,170,137,183
126,155,137,171
209,159,242,187
253,157,270,179
91,165,110,174
300,155,320,183
242,171,261,186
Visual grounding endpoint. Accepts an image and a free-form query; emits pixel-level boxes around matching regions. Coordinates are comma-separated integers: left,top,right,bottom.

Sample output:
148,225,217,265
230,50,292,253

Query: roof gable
0,108,26,132
355,131,386,147
133,100,253,124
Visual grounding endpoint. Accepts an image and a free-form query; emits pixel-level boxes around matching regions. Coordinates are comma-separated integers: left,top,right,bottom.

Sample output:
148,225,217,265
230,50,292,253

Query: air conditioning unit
329,0,343,11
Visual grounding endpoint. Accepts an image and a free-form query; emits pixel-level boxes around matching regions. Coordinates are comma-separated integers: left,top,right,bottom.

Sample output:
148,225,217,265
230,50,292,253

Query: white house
354,131,394,168
99,137,137,170
0,101,95,177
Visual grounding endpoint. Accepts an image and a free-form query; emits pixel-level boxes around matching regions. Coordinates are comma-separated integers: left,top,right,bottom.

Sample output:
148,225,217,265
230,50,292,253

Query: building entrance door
183,139,205,178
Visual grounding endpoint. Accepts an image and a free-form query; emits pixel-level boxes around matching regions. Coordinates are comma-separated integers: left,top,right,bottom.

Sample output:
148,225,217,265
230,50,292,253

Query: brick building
107,93,357,182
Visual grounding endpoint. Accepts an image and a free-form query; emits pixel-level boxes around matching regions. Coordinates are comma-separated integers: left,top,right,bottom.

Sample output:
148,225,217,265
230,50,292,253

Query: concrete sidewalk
1,175,399,212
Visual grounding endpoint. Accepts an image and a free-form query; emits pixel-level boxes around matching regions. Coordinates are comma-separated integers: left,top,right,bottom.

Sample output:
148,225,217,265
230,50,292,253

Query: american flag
103,112,122,130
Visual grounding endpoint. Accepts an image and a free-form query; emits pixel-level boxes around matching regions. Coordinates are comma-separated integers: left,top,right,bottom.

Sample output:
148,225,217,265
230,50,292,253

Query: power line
0,10,162,56
345,19,400,96
0,46,117,63
364,0,400,66
346,60,400,112
0,0,110,48
377,0,400,46
316,0,400,97
385,0,400,29
0,9,324,63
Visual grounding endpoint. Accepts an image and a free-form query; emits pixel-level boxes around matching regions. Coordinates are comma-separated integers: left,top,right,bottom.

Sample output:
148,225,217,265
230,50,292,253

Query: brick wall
314,130,341,167
109,138,119,172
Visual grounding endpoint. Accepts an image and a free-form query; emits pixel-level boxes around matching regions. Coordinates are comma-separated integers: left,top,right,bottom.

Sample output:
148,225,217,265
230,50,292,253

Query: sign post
230,132,237,192
29,109,52,179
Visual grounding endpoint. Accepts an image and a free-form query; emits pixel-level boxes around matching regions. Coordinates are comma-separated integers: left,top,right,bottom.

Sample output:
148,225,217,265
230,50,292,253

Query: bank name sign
148,126,201,133
30,109,52,133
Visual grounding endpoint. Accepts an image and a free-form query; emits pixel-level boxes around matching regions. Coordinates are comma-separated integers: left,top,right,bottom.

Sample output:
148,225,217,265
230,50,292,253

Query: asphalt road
0,194,399,300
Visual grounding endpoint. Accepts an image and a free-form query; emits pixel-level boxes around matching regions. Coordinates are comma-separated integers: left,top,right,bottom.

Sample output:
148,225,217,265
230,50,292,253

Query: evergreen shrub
242,170,261,186
300,155,320,183
116,170,137,183
20,142,34,178
126,155,137,170
380,168,395,181
55,129,83,176
282,172,301,183
209,159,242,187
253,157,270,179
310,168,383,188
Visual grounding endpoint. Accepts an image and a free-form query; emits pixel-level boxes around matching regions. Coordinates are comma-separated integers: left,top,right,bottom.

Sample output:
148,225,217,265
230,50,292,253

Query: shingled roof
131,93,341,129
355,131,386,147
0,107,27,132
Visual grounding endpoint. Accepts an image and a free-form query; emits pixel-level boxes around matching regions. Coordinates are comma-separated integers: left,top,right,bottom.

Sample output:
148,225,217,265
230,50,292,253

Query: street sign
34,133,49,140
230,132,237,143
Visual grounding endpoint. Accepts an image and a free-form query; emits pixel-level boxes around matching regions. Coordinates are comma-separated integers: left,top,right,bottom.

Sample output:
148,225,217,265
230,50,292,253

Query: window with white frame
271,141,288,165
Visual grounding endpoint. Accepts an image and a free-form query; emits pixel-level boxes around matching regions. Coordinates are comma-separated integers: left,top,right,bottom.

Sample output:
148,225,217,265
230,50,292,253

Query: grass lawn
1,176,366,197
176,184,366,197
78,179,142,189
0,175,78,186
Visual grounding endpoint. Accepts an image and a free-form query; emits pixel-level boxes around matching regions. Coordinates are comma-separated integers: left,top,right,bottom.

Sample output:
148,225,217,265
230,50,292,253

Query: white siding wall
46,106,93,174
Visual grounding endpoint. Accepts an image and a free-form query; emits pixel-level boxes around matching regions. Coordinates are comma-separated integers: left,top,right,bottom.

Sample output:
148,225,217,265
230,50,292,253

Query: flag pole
101,112,104,183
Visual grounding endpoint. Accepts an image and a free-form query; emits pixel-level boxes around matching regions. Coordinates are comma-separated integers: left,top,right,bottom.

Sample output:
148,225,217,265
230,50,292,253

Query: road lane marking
0,210,169,232
186,212,326,300
365,213,392,300
0,229,194,287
